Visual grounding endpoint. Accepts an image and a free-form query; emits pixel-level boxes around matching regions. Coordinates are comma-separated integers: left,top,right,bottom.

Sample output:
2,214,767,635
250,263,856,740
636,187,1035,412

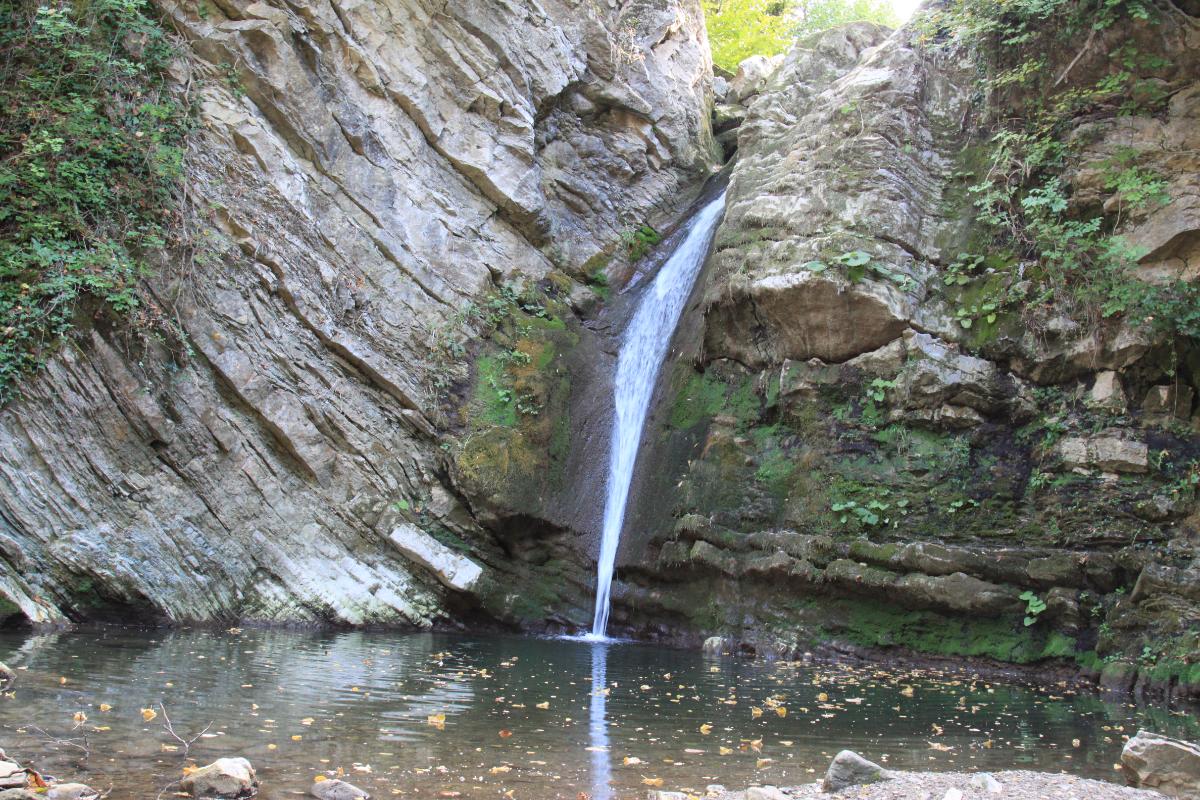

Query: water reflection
589,642,613,800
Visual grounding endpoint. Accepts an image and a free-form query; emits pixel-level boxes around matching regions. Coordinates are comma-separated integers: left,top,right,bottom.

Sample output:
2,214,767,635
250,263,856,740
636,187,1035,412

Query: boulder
388,523,483,593
181,758,258,799
746,788,789,800
702,636,729,655
968,773,1002,793
1121,731,1200,797
728,54,784,102
45,785,98,800
0,763,22,790
0,791,35,800
1087,371,1127,413
311,779,370,800
0,662,13,690
821,750,891,792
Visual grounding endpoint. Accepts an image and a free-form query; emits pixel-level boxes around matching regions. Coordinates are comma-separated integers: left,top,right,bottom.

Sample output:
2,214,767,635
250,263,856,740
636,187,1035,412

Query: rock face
311,778,370,800
822,750,891,793
607,14,1200,701
1121,731,1200,798
0,0,718,626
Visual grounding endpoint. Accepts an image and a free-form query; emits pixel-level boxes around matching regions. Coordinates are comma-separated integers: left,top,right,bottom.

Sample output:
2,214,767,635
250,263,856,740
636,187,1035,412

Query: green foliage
922,0,1199,342
0,0,190,402
704,0,897,73
1019,589,1047,626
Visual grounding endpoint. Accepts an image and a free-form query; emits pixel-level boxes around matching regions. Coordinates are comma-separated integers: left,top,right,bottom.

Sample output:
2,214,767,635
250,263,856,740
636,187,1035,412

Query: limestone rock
890,332,1034,423
0,763,22,790
728,54,784,102
180,757,258,798
388,524,483,593
0,790,36,800
702,636,729,655
311,778,370,800
0,0,717,626
704,24,973,366
1121,731,1200,797
1057,433,1148,474
1087,371,1127,413
821,750,891,792
968,773,1002,793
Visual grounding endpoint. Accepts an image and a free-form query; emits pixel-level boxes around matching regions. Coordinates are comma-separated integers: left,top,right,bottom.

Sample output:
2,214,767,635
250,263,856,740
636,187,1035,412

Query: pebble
753,770,1168,799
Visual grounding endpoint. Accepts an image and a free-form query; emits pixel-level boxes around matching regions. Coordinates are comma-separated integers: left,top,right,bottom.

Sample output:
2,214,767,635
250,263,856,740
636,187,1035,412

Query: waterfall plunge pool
2,628,1197,798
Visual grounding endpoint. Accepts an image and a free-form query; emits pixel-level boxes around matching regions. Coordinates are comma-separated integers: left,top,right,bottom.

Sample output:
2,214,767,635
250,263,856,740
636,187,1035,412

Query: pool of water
1,628,1196,798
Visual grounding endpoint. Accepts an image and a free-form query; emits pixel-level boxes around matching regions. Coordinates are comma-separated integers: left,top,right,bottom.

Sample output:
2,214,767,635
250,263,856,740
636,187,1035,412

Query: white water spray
590,193,727,638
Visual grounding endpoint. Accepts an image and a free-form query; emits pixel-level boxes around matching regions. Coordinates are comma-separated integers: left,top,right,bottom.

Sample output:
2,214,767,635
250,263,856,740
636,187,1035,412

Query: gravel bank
728,771,1164,800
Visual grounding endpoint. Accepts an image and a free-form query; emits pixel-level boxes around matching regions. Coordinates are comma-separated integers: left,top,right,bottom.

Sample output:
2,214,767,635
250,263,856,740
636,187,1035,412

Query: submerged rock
311,778,370,800
181,757,258,798
821,750,891,792
44,785,98,800
702,636,729,655
1121,730,1200,797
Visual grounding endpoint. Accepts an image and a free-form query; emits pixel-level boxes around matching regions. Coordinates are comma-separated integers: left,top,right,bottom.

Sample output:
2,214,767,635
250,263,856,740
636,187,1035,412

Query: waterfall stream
589,192,727,638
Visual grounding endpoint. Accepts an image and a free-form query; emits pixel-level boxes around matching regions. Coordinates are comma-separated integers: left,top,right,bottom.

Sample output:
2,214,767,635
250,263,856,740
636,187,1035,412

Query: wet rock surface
1121,731,1200,798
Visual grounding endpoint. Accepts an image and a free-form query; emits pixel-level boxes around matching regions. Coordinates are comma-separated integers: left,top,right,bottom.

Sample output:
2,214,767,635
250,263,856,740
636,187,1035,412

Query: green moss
474,355,518,428
830,600,1078,664
669,371,731,430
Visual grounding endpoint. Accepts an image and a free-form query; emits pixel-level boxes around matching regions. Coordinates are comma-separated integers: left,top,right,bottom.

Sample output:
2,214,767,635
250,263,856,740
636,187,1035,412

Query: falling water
590,192,727,638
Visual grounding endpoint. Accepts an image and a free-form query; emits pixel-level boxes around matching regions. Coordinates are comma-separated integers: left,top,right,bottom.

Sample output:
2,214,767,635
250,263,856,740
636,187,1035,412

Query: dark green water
1,628,1196,798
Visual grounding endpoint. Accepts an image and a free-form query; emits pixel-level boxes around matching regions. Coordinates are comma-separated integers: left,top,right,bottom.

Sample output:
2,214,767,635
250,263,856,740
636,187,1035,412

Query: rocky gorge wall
0,0,719,627
608,17,1200,701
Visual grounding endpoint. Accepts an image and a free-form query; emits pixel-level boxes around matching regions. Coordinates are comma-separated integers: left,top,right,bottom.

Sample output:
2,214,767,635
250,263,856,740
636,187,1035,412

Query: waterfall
590,192,727,638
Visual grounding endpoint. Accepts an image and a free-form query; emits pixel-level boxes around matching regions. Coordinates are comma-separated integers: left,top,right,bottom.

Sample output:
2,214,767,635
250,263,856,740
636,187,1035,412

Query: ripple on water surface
1,628,1196,799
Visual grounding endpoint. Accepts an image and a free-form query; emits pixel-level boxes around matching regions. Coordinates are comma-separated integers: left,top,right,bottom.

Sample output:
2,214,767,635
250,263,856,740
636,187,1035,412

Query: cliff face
0,0,719,626
612,19,1200,699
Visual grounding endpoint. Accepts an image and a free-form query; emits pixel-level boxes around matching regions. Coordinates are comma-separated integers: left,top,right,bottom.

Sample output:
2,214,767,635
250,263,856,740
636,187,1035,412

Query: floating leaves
140,708,157,722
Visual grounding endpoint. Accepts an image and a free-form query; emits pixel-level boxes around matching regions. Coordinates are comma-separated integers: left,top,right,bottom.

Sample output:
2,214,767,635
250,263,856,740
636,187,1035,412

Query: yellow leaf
267,744,277,751
623,757,643,766
498,730,512,739
427,713,447,728
291,735,302,741
301,717,314,726
641,777,663,787
73,711,87,724
59,677,67,685
141,708,157,722
490,766,512,774
775,707,787,718
182,766,198,777
314,775,327,783
817,693,828,702
900,686,915,698
719,747,733,755
535,702,549,710
756,758,772,768
751,707,763,718
99,704,112,712
699,724,712,735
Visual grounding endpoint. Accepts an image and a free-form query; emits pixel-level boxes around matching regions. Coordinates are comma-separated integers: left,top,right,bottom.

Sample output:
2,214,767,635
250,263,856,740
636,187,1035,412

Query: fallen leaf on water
141,708,157,722
699,724,712,735
928,742,953,752
427,713,446,729
73,711,87,724
751,707,763,719
504,791,515,799
535,702,549,710
641,777,663,787
775,707,787,718
817,693,828,702
756,758,773,768
623,757,643,766
267,744,277,751
684,748,704,755
291,735,302,741
719,747,733,755
900,686,915,698
99,704,112,712
489,766,512,774
301,718,314,726
498,730,513,739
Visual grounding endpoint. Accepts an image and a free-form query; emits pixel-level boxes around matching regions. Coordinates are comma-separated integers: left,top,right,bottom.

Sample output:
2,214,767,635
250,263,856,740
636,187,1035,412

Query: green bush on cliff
0,0,189,403
923,0,1200,341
